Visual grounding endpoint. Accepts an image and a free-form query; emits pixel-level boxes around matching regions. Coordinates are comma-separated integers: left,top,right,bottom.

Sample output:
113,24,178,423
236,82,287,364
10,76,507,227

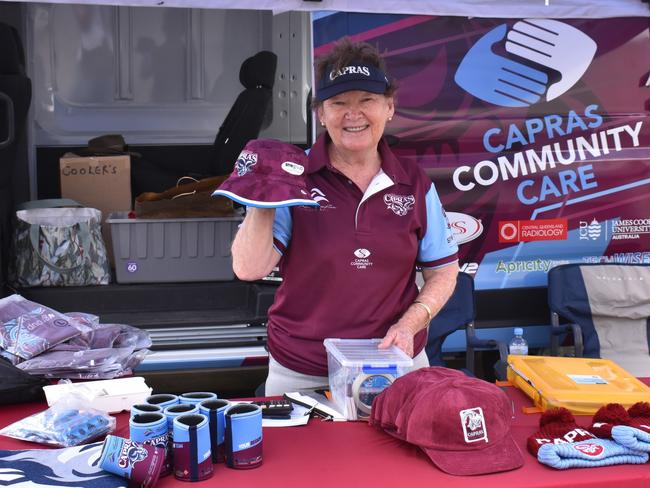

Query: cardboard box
59,154,132,218
60,154,132,265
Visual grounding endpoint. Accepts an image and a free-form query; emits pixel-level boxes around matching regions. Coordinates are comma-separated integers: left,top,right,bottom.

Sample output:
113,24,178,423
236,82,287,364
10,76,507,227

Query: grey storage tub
107,212,242,283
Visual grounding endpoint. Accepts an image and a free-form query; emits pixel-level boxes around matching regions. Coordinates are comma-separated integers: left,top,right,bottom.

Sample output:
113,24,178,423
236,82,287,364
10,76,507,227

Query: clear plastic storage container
323,338,414,421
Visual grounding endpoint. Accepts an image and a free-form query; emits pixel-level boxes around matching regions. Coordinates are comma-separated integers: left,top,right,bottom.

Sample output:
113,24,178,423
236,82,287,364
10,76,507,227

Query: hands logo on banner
454,19,597,107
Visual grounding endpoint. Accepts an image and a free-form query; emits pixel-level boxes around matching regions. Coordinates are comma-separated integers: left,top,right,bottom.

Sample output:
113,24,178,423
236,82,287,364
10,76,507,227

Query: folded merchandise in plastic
50,322,152,353
17,347,150,380
0,389,116,447
0,295,83,360
0,296,151,379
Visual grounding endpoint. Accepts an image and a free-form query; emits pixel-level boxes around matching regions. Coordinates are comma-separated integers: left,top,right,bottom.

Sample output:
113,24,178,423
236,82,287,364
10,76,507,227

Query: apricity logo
454,19,596,107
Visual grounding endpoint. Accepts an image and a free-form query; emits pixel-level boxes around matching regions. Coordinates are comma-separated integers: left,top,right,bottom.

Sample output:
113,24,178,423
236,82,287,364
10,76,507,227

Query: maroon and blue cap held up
212,139,319,208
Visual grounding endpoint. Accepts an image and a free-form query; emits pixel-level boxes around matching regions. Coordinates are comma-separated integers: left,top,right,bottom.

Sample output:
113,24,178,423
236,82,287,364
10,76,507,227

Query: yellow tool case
507,355,650,415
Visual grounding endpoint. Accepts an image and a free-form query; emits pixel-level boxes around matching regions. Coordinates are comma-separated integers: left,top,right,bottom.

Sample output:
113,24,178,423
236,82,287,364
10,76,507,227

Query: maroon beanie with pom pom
591,403,630,438
627,402,650,433
527,407,596,456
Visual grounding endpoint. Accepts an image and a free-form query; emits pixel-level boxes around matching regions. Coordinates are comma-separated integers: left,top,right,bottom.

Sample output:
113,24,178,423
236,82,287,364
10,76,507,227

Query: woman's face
318,90,395,157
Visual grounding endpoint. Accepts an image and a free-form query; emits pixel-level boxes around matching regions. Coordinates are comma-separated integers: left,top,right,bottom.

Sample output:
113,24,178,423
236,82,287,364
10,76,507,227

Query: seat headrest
0,23,25,75
239,51,278,90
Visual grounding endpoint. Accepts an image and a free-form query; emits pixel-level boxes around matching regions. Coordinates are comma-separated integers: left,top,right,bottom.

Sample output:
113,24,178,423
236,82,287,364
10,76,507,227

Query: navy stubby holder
224,403,263,469
199,398,231,463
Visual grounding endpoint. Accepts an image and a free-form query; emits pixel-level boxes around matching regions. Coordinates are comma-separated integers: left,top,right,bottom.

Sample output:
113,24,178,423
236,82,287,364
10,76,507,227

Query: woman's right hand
231,208,281,281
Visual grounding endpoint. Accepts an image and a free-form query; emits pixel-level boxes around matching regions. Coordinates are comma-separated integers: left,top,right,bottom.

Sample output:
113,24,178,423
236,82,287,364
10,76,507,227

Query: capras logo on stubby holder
117,439,148,468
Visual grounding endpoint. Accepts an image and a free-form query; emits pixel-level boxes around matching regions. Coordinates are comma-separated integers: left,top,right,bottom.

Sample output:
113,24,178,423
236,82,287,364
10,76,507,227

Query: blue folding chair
425,272,508,379
548,263,650,376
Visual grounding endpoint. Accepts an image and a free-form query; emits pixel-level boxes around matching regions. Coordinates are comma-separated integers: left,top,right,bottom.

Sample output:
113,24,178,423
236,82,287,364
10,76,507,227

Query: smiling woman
230,37,460,396
318,91,394,191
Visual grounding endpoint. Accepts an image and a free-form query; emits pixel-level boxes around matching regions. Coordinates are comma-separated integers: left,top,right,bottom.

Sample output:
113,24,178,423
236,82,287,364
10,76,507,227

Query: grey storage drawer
107,212,242,283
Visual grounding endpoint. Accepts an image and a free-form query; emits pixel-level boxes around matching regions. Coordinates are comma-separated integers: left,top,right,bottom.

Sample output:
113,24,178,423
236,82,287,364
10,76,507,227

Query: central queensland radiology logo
455,19,597,107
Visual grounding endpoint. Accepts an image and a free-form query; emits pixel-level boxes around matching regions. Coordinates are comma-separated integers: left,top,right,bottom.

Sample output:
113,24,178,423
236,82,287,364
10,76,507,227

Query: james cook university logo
454,19,597,107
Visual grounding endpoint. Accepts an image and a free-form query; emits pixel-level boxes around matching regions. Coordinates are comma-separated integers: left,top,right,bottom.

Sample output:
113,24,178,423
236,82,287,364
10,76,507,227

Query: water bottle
509,327,528,355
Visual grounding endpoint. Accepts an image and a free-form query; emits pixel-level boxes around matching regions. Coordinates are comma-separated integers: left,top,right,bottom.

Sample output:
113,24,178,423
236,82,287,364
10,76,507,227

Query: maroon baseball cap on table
372,367,466,431
212,139,319,208
369,367,524,476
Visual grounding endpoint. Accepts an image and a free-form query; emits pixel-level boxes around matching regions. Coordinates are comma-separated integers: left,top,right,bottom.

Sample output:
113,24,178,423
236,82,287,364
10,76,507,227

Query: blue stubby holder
199,398,231,463
131,403,163,417
224,403,263,469
146,394,179,409
164,404,199,432
130,412,172,477
173,413,214,481
179,392,218,405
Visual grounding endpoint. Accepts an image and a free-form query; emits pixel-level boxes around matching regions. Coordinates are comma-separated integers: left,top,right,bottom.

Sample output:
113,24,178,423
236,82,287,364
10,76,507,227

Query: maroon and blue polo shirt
267,133,458,376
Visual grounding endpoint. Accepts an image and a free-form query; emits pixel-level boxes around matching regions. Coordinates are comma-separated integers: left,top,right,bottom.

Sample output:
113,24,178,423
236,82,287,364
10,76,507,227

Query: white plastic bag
0,387,115,447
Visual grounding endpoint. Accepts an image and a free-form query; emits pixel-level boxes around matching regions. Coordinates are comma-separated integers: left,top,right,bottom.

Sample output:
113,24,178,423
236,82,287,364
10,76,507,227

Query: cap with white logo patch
212,139,319,208
369,367,523,475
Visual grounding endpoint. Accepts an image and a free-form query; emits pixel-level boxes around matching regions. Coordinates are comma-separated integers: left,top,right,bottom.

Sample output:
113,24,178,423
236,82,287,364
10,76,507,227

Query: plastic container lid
323,338,413,367
514,327,524,336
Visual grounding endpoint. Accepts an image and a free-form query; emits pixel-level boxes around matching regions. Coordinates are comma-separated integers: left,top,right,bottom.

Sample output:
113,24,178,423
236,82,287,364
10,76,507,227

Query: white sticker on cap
281,161,305,176
460,407,488,443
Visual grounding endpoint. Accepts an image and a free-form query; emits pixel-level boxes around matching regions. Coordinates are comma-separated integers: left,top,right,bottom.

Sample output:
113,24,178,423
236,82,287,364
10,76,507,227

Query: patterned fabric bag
8,207,111,286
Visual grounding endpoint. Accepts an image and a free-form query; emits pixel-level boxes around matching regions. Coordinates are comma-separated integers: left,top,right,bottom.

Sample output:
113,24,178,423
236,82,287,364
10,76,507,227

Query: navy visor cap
315,63,389,102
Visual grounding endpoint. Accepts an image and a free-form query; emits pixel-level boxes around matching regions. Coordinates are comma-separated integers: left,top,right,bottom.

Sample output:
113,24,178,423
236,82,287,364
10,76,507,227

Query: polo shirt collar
307,132,410,185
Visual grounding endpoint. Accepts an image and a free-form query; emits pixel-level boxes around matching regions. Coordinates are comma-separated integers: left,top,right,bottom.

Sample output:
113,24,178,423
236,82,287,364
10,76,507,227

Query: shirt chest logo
384,194,415,216
311,187,336,210
351,248,373,269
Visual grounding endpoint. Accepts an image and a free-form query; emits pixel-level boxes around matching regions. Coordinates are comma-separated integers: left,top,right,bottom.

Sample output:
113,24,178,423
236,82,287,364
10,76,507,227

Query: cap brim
316,79,387,102
421,434,524,476
213,189,318,208
213,171,319,208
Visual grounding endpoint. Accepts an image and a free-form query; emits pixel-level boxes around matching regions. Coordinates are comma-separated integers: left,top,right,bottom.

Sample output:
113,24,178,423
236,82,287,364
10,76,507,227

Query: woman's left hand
378,321,418,357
